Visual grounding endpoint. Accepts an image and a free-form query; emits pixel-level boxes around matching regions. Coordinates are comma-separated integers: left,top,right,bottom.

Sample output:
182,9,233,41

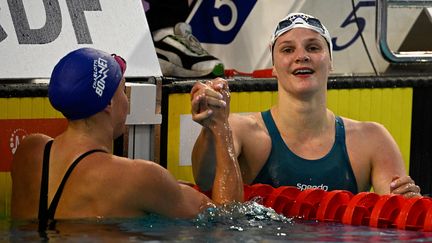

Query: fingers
193,78,228,94
191,92,226,114
190,80,228,115
190,79,230,127
191,93,206,115
193,109,213,122
205,79,230,111
190,81,205,95
191,82,224,102
191,92,225,125
191,97,212,123
390,176,421,198
391,183,421,198
390,175,415,189
206,78,228,92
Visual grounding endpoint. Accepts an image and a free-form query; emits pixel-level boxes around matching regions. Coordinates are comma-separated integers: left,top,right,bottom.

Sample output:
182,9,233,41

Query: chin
114,125,126,139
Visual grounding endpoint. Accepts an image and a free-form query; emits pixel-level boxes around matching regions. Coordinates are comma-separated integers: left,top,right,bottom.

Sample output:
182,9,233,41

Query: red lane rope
194,184,432,232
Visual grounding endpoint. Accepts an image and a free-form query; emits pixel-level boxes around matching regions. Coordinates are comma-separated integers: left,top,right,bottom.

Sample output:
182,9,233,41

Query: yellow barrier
0,173,11,219
0,87,413,218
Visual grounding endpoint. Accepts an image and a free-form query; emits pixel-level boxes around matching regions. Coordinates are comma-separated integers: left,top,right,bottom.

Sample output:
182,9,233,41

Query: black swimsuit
38,140,106,232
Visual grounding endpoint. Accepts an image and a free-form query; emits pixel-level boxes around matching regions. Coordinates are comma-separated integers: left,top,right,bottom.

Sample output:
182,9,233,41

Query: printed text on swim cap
93,58,109,97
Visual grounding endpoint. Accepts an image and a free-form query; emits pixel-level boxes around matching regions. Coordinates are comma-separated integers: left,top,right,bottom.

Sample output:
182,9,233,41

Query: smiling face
272,28,332,99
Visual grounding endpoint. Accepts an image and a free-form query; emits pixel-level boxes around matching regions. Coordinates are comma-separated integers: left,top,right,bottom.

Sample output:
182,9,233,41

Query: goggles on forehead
274,14,325,37
270,13,332,59
111,53,127,75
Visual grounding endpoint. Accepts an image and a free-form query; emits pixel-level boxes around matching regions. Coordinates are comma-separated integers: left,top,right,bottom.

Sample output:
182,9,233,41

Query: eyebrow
277,37,325,46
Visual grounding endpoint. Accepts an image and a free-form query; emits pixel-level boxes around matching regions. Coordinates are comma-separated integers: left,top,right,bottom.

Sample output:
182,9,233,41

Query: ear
272,66,277,77
103,100,113,114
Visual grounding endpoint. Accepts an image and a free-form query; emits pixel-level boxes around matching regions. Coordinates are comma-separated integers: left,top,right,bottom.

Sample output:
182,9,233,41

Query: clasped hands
190,78,230,128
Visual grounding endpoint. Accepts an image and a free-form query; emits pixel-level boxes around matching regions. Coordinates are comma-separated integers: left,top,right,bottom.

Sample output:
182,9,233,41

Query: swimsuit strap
37,141,106,232
47,149,107,221
38,140,53,232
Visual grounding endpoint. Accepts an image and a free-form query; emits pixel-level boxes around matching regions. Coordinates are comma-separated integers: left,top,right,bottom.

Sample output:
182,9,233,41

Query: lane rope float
194,184,432,231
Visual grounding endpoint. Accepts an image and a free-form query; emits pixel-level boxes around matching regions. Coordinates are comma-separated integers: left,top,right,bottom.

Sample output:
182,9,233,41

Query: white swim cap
270,13,333,59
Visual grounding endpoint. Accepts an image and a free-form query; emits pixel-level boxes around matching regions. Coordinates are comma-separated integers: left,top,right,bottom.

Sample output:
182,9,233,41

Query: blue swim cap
48,48,125,120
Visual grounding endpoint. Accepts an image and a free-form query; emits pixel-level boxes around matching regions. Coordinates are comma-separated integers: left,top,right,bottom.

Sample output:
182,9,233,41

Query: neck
63,116,114,152
273,92,333,139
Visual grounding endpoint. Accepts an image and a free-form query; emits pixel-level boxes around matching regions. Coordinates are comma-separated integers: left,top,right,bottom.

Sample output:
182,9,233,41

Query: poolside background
1,0,432,221
1,76,432,221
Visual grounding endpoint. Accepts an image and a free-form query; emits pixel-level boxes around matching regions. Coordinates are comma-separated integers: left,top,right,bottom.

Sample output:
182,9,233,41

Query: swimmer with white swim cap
191,12,422,199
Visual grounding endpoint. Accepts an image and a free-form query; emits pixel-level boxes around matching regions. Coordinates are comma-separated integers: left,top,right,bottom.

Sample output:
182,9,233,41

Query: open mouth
293,68,314,75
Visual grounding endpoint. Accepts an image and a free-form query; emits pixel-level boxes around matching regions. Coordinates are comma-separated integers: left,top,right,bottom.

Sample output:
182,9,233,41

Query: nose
296,54,310,63
295,49,310,63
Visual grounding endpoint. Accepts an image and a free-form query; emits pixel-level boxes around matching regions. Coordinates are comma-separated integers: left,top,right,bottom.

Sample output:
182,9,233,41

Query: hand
210,78,231,116
390,176,421,198
190,78,230,128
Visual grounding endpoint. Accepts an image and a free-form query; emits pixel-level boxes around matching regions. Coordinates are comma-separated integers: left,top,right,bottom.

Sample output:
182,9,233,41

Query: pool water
1,201,432,242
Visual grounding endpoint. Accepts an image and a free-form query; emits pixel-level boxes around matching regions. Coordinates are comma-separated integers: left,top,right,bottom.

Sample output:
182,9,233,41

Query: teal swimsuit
253,110,358,194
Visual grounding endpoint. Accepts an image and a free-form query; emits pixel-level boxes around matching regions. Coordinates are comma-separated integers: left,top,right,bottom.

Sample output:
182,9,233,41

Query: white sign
189,0,422,75
0,0,161,79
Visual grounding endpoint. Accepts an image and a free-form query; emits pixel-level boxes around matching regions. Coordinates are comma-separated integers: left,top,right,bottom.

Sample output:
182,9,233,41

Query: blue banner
189,0,257,44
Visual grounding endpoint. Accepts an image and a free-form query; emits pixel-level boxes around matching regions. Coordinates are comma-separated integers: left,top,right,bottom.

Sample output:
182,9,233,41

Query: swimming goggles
270,13,332,59
274,14,325,37
111,54,127,74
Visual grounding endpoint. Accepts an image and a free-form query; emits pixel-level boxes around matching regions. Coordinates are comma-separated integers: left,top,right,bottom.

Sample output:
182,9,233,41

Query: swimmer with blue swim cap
11,47,243,223
48,47,126,120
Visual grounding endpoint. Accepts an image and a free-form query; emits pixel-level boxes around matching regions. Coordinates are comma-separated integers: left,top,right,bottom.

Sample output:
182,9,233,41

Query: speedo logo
297,183,329,191
93,57,109,97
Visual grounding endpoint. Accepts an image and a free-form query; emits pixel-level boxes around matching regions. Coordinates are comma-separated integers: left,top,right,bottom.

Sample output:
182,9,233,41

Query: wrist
208,120,231,133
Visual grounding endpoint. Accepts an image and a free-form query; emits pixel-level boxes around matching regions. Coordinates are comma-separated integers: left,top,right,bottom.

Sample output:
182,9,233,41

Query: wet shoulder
341,117,390,149
108,157,181,199
110,156,170,181
13,133,52,166
20,133,52,149
341,117,386,136
229,112,267,134
81,156,173,198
